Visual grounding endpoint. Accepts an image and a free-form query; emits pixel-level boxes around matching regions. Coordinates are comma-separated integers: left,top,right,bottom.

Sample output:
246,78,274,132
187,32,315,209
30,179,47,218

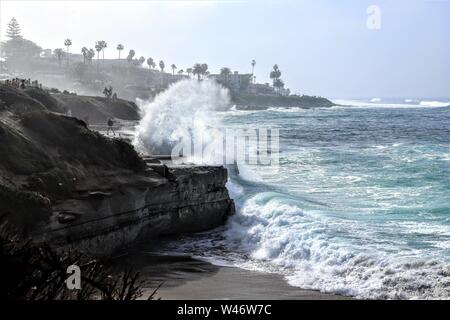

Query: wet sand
114,252,350,300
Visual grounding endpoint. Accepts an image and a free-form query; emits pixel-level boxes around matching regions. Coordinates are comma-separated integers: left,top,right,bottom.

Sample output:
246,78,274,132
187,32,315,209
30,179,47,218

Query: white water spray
133,79,231,156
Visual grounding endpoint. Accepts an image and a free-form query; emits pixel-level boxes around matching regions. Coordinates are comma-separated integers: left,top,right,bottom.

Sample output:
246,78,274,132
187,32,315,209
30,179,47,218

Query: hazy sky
0,0,448,99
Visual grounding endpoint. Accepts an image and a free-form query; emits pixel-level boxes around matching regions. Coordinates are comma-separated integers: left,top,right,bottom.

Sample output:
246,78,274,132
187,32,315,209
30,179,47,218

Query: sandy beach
114,252,349,300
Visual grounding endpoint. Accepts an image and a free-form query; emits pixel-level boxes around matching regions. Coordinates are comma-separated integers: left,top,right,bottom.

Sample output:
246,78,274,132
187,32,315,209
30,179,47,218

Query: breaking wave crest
225,189,450,299
133,79,230,155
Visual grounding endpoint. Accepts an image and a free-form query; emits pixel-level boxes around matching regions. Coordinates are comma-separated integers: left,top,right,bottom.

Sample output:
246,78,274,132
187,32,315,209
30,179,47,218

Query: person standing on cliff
107,118,115,136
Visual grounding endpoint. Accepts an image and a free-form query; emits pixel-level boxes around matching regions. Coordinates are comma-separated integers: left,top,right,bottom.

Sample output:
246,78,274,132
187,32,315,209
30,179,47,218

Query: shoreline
114,252,350,300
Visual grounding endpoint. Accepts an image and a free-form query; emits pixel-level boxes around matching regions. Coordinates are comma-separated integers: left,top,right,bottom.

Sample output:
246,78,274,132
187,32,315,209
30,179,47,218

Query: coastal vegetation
0,218,156,300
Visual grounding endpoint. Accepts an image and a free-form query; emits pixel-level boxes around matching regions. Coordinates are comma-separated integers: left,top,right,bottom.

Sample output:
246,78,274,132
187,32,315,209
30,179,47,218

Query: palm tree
96,40,107,65
116,44,124,60
171,64,177,76
186,68,193,78
54,48,64,67
95,42,103,72
127,50,135,63
64,39,72,65
178,69,184,75
147,57,154,70
220,67,231,84
269,64,281,87
88,48,95,64
201,63,208,76
81,47,88,64
251,59,256,83
159,60,165,73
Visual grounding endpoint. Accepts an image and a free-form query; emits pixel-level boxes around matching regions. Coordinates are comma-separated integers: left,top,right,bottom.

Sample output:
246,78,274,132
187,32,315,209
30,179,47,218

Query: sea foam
225,188,450,299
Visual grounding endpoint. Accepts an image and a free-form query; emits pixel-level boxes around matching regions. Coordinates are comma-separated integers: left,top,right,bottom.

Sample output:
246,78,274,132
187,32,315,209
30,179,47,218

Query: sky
0,0,449,99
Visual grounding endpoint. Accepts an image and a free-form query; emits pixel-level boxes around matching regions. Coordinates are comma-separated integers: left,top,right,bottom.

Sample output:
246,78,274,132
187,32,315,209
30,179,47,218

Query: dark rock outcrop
0,85,47,114
0,84,140,123
0,85,235,255
232,93,334,109
54,94,141,123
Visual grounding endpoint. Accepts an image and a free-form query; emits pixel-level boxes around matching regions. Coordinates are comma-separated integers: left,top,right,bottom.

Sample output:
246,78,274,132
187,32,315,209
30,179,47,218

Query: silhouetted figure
107,118,115,136
103,86,113,99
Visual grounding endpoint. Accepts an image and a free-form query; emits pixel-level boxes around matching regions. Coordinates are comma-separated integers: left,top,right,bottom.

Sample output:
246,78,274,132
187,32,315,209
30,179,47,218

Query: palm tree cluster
192,63,209,81
95,41,107,63
81,47,95,64
126,49,135,63
53,48,65,67
270,64,284,92
55,39,285,91
220,67,232,77
56,38,206,81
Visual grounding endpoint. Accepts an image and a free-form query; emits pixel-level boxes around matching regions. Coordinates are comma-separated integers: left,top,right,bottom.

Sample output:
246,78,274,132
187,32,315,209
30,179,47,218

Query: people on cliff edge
107,118,115,136
3,77,40,90
103,86,113,100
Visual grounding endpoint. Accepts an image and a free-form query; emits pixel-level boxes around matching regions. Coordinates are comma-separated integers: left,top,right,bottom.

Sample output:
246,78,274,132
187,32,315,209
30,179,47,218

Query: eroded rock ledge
37,162,235,255
0,84,235,255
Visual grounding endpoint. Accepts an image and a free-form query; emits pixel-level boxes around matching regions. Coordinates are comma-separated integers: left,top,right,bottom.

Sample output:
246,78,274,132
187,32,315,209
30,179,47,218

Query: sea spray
133,79,231,156
133,79,279,171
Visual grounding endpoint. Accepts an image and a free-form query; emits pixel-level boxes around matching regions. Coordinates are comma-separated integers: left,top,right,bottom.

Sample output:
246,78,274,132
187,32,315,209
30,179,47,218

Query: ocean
134,81,450,299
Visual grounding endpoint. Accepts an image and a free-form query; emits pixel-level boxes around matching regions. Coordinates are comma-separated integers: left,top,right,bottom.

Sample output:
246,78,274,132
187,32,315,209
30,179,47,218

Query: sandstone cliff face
35,163,234,255
0,84,234,255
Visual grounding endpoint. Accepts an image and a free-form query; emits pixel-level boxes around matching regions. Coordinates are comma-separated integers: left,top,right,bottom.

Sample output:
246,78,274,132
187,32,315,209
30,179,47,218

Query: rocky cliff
0,84,140,123
0,84,234,255
54,94,141,124
232,92,334,109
